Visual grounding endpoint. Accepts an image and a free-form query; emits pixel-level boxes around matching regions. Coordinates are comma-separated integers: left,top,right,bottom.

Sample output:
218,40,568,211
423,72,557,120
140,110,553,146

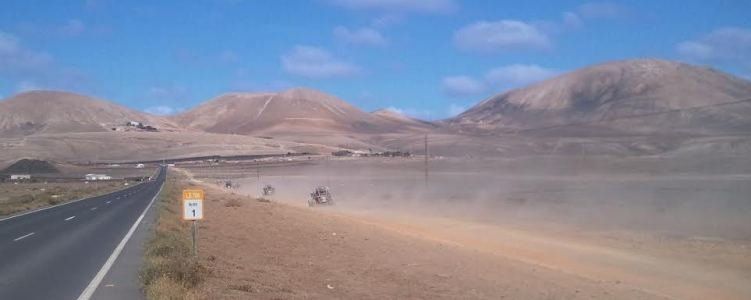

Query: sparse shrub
47,197,61,205
145,276,199,300
141,174,204,299
225,198,243,207
229,283,255,293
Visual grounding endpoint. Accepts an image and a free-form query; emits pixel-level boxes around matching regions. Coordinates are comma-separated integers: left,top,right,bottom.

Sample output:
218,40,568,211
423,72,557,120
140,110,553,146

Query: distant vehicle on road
85,174,112,181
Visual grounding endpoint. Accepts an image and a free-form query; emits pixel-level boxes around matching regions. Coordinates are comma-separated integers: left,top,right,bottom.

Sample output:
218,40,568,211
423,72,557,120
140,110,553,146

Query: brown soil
192,182,663,299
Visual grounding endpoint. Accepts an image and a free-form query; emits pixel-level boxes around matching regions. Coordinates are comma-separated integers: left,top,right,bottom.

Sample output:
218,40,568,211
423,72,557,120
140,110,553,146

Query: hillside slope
175,88,431,135
451,59,751,135
0,91,176,136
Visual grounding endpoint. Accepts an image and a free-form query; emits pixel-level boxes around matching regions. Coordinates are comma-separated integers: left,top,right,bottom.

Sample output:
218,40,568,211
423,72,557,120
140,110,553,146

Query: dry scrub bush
141,174,204,299
224,198,243,207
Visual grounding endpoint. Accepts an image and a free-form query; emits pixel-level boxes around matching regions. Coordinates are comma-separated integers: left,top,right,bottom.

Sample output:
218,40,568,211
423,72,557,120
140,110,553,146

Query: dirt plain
179,155,751,299
0,164,155,216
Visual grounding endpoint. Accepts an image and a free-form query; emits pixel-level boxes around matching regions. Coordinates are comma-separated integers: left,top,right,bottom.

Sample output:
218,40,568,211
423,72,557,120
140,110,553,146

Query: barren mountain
451,59,751,135
175,88,428,135
0,91,176,136
371,108,437,131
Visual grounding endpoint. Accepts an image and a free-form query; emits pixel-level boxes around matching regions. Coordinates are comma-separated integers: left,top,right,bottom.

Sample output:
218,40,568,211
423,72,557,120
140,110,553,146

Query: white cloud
334,26,388,47
384,106,404,114
0,31,87,92
144,85,188,115
454,20,551,53
0,31,53,75
370,14,404,28
60,19,86,37
442,76,486,97
677,27,751,70
143,84,191,116
453,3,629,54
562,11,583,28
281,45,360,79
328,0,456,14
144,105,178,116
485,64,558,87
677,41,713,60
16,81,41,93
384,106,436,119
441,64,558,98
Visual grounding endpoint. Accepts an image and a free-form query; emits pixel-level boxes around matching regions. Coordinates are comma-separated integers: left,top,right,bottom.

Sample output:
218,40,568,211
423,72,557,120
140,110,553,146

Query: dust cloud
230,157,751,240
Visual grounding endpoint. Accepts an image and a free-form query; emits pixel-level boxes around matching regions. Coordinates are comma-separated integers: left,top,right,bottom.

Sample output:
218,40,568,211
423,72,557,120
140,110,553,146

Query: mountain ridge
450,59,751,135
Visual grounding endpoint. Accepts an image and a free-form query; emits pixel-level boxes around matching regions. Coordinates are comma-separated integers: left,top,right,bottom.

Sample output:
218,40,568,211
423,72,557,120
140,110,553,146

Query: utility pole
424,134,429,188
256,161,261,198
326,155,331,187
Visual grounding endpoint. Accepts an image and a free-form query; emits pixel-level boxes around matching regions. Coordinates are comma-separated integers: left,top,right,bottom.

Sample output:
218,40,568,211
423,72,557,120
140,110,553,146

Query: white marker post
182,189,204,256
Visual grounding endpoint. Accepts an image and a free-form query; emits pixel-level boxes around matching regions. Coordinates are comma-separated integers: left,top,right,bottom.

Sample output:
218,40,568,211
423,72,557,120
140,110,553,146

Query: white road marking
13,232,35,242
106,201,111,204
0,181,147,223
65,216,76,221
91,207,98,211
77,181,164,300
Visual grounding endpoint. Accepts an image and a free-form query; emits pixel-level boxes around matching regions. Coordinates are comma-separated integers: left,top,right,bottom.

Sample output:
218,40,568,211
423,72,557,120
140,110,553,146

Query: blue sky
1,0,750,119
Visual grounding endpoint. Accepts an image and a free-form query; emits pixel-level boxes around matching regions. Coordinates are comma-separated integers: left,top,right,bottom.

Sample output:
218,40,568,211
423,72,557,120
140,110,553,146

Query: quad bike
223,180,239,189
309,186,334,207
262,184,275,196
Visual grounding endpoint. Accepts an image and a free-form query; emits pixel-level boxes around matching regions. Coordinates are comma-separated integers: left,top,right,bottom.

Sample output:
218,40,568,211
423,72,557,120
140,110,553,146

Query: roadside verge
140,172,205,299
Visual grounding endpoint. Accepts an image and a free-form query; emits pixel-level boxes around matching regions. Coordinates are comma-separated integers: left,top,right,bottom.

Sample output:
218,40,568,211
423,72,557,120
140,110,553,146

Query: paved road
0,167,166,300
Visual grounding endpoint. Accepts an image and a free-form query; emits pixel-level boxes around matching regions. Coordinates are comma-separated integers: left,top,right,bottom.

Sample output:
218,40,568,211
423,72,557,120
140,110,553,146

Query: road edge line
76,177,165,300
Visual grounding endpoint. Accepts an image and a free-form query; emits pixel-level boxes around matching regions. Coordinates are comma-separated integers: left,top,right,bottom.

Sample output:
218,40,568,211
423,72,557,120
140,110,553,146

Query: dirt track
178,158,751,299
193,184,665,299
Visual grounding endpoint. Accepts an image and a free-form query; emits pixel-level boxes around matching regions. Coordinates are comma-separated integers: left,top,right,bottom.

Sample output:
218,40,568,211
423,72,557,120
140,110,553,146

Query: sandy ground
180,157,751,299
191,184,660,299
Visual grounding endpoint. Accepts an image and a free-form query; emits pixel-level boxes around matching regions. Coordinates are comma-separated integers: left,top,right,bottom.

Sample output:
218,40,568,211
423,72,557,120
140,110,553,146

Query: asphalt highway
0,166,166,300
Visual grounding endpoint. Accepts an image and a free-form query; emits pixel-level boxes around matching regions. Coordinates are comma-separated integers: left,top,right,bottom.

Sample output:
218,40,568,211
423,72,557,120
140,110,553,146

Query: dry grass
224,198,243,207
0,181,127,216
141,173,204,299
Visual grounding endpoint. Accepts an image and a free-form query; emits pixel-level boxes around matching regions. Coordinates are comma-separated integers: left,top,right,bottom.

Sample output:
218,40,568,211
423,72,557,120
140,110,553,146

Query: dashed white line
13,232,35,242
106,201,111,204
65,216,76,221
77,182,164,300
90,207,98,211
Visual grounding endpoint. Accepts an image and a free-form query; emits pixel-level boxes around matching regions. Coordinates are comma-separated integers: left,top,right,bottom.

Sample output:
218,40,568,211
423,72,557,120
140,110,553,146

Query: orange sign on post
182,189,204,220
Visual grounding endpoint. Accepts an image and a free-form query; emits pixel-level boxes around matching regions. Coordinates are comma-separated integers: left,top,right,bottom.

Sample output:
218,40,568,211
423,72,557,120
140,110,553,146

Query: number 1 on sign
182,189,204,221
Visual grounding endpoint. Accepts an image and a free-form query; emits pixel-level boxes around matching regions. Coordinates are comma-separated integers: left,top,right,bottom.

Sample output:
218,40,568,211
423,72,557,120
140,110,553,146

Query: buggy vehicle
309,186,334,206
262,184,275,196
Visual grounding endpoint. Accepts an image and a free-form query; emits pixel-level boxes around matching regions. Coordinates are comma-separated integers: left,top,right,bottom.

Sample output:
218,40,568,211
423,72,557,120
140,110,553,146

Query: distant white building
127,121,142,127
135,163,145,168
85,174,112,181
10,174,31,180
